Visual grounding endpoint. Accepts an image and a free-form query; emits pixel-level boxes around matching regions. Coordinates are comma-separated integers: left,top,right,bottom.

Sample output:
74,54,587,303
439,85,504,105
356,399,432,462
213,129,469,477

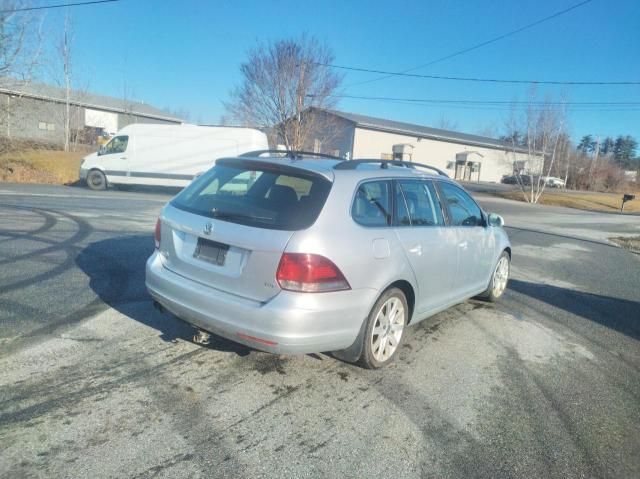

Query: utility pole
588,136,600,188
295,60,306,151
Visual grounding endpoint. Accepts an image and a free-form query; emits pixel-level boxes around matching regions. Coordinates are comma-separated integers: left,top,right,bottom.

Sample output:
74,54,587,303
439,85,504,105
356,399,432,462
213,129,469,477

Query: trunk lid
160,205,291,302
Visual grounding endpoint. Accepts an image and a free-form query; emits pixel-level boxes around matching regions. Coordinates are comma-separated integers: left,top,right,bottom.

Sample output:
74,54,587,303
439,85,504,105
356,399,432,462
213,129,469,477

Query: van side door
392,179,458,315
436,181,495,297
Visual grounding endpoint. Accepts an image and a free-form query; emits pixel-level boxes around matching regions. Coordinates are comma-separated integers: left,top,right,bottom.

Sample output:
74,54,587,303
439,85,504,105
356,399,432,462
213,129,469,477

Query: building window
313,138,322,153
38,122,47,130
47,123,55,131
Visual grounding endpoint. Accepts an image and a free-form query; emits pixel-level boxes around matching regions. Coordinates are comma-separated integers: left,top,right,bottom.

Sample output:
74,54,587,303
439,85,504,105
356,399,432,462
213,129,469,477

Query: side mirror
98,146,105,156
487,213,505,227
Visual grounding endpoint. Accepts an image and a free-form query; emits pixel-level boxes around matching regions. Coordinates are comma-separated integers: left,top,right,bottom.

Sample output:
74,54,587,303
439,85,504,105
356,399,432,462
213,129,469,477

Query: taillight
276,253,350,293
154,218,161,249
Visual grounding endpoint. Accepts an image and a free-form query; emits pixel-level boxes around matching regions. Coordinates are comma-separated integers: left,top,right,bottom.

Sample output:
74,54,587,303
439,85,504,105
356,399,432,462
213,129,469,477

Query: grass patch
0,149,86,184
499,189,640,213
609,236,640,254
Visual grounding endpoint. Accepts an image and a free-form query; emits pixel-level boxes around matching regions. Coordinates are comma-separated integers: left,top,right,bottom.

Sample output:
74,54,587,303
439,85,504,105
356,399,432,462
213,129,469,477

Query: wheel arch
86,167,108,189
386,279,416,324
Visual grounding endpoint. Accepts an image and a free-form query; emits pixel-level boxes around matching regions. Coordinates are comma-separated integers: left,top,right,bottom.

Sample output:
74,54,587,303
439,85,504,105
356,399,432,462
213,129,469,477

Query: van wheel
86,169,107,190
478,251,510,302
358,288,408,369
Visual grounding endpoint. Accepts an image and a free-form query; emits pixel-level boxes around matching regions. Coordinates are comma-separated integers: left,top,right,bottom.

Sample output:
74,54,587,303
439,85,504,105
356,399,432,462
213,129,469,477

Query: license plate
194,238,229,266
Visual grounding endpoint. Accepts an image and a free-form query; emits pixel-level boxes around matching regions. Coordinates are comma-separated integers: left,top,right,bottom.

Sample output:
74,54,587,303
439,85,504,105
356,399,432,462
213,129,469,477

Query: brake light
276,253,350,293
154,218,161,249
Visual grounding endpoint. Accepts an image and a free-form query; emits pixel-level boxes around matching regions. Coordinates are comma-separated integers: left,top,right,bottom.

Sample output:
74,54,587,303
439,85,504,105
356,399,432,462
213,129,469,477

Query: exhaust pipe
152,300,165,313
193,329,211,345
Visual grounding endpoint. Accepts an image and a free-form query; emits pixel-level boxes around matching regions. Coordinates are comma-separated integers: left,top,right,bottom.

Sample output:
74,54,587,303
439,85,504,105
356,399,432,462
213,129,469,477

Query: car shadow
75,234,253,356
508,279,640,340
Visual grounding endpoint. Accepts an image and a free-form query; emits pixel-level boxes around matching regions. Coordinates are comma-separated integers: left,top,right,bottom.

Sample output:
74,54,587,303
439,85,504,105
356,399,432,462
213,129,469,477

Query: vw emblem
203,222,213,235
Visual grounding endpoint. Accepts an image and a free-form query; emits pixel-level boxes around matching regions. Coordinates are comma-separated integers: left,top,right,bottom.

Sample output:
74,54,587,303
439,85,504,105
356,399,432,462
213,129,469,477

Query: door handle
120,156,127,160
408,244,422,255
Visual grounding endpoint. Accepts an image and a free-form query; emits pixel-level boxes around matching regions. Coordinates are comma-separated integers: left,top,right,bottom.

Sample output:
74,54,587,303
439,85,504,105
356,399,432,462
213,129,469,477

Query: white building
302,108,539,183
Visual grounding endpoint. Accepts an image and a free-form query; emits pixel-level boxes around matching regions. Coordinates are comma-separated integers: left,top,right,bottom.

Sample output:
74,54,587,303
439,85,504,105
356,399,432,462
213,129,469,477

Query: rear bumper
145,251,377,354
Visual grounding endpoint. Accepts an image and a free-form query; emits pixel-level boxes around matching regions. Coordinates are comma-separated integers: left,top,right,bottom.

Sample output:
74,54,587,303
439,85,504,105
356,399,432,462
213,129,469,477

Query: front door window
103,135,129,155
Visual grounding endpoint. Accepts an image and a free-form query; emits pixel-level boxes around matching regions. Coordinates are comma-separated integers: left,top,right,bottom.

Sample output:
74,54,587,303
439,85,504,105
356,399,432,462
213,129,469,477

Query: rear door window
352,180,392,227
395,180,444,226
171,160,331,230
438,182,484,227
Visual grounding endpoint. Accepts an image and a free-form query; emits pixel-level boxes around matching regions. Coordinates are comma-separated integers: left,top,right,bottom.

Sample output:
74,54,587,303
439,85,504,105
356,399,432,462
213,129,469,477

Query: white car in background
541,176,566,188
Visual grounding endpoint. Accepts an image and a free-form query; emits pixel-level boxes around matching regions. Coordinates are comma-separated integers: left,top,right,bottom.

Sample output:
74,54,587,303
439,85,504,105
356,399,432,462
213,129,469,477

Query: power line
326,94,640,106
338,100,640,113
313,94,640,112
347,0,593,88
0,0,120,13
317,63,640,86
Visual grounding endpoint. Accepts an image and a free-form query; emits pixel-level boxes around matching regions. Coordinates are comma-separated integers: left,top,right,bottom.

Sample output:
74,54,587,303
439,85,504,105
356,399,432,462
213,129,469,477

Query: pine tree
577,135,595,153
613,136,638,169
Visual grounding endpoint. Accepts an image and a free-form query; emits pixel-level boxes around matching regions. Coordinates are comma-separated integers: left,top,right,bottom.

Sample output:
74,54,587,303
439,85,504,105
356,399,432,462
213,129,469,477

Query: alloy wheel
371,297,405,362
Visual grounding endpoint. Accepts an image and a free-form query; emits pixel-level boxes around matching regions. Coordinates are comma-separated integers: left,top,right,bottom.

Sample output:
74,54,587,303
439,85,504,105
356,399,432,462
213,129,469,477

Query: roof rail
333,159,449,177
239,149,343,161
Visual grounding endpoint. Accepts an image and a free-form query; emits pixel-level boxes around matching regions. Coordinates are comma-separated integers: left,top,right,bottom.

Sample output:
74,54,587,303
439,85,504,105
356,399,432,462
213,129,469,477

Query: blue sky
42,0,640,141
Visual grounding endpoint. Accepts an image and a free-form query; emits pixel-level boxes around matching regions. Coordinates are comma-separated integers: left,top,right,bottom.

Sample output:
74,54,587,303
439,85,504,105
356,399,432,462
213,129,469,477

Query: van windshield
171,160,332,230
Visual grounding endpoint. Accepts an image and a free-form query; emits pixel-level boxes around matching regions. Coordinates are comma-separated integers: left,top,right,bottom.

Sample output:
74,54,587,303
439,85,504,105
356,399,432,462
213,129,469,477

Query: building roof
320,108,529,154
0,78,182,123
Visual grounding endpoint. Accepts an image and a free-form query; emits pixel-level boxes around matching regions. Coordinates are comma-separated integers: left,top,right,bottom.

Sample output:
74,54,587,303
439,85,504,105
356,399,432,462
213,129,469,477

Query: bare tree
162,106,191,122
1,2,43,157
436,114,458,131
504,93,568,203
224,34,342,151
59,13,73,151
0,1,42,83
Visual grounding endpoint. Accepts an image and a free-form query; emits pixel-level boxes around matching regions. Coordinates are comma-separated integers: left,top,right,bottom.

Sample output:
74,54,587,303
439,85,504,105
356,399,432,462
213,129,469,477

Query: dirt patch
0,149,87,184
609,236,640,254
499,189,640,213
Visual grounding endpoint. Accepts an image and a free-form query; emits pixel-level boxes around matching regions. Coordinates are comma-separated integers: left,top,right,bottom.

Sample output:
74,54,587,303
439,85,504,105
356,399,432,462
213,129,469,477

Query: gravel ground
1,183,639,479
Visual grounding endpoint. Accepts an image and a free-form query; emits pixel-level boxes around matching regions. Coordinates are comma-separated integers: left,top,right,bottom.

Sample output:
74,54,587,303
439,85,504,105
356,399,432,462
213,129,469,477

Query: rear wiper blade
211,209,273,222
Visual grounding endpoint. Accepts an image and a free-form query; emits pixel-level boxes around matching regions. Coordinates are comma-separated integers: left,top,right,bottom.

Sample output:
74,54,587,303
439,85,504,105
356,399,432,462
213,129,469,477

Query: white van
79,124,269,190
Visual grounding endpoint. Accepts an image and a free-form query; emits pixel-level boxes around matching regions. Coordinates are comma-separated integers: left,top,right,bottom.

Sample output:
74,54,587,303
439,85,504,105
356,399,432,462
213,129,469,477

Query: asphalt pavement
1,182,639,479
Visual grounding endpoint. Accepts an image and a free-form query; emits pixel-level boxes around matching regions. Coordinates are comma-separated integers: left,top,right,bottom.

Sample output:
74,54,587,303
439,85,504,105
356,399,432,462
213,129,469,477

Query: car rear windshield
171,159,332,230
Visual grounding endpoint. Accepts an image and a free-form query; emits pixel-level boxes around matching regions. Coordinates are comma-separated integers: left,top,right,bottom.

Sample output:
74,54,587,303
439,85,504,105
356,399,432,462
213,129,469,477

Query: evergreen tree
613,136,638,168
577,135,595,153
600,137,615,155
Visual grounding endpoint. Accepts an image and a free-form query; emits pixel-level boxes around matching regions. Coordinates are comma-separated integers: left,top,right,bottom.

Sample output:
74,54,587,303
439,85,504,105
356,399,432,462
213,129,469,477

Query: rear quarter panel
285,172,418,303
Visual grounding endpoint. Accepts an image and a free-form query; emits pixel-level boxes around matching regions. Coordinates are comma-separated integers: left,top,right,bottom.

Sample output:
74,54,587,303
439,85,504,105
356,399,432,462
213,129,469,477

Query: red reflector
154,218,161,249
237,332,278,347
276,253,350,293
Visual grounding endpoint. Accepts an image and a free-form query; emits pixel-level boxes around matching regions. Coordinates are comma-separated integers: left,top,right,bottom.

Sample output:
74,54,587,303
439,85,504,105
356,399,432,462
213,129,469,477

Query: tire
478,251,510,302
86,169,107,190
357,288,408,369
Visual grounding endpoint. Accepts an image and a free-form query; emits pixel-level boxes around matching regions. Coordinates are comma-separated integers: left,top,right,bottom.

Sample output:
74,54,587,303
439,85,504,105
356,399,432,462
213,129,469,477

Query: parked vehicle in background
501,174,546,187
79,124,268,190
540,176,566,188
146,152,512,368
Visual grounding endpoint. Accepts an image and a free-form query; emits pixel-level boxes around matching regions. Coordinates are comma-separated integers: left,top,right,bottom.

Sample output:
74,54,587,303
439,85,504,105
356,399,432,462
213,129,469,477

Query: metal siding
352,127,538,183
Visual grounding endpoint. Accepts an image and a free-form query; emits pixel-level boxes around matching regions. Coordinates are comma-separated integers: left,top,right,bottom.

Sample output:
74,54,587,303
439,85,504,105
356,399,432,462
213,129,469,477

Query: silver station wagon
146,151,511,368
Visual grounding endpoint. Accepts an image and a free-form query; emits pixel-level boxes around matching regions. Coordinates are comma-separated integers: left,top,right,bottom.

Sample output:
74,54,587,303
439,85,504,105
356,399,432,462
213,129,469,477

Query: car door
100,135,131,181
437,181,495,297
392,179,458,314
